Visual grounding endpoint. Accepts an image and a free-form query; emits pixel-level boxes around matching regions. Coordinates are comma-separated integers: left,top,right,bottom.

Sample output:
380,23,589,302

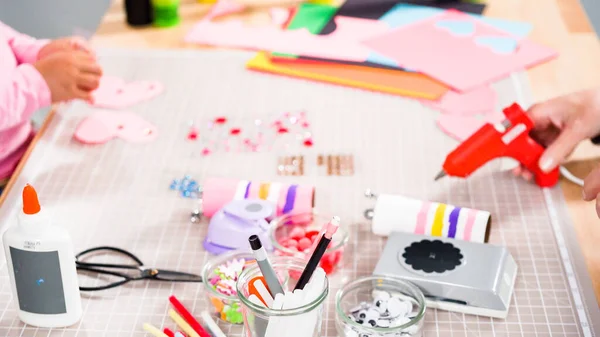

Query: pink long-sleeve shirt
0,21,51,181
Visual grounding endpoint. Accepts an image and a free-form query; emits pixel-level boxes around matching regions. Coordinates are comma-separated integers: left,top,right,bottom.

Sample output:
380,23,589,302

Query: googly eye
372,290,391,302
365,308,379,321
355,319,364,324
376,319,390,328
357,310,367,319
367,319,377,327
386,297,407,318
373,299,387,314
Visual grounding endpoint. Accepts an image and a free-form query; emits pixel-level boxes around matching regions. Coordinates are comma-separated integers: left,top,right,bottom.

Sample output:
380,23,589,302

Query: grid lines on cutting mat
0,49,594,336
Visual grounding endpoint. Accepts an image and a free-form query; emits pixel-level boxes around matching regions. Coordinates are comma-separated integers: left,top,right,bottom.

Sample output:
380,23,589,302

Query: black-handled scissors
75,246,202,291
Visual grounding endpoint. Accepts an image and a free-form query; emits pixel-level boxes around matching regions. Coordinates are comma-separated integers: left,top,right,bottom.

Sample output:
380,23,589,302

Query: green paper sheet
270,3,337,59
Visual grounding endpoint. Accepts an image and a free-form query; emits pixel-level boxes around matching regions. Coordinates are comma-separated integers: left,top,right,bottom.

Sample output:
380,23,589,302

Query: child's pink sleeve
0,65,52,131
0,21,49,64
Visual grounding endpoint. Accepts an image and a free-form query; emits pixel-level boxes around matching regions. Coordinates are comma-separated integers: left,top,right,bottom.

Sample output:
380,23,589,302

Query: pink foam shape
421,85,497,115
73,111,157,144
185,16,390,62
92,76,164,109
269,7,290,27
204,0,246,21
362,10,558,92
436,110,505,141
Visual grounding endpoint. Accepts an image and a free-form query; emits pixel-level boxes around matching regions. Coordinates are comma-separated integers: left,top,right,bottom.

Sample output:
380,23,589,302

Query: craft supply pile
3,0,595,336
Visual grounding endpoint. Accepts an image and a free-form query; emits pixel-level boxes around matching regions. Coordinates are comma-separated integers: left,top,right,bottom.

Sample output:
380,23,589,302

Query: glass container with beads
202,250,258,324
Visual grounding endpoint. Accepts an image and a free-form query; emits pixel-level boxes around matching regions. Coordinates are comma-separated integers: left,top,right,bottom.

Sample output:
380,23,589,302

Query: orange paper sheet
246,52,448,100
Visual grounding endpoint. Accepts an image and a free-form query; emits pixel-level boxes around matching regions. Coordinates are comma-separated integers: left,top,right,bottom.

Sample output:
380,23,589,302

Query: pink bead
282,239,299,250
289,227,306,240
297,238,312,251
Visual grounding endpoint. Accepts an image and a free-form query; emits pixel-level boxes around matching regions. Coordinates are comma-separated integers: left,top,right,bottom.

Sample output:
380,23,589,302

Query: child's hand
33,50,102,103
37,37,94,60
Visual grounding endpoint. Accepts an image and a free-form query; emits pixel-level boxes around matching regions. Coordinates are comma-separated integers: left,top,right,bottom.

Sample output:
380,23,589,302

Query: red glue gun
435,103,560,188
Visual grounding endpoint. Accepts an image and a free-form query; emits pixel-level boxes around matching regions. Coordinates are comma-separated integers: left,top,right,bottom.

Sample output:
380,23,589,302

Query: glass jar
269,211,349,275
335,276,426,336
202,250,258,324
237,256,329,337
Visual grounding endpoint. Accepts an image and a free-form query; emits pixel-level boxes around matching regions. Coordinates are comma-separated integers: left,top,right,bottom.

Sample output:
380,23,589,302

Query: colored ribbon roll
202,177,315,218
371,194,491,243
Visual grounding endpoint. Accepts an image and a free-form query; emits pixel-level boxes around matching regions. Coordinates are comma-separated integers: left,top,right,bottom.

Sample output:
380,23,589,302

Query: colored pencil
163,328,175,337
168,309,200,337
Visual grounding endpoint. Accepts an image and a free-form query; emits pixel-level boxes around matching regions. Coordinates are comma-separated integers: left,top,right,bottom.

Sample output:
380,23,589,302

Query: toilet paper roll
371,194,491,243
202,177,315,218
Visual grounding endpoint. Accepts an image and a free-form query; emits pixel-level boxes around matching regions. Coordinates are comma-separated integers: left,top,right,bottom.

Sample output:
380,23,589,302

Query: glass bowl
335,276,426,337
202,250,258,324
269,211,349,275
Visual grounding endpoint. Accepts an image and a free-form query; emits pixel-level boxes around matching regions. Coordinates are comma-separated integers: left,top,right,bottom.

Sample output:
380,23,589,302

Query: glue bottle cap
22,184,41,215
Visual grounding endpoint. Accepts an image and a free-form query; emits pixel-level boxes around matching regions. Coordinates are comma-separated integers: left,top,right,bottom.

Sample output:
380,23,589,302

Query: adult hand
34,50,102,103
37,36,94,60
512,88,600,181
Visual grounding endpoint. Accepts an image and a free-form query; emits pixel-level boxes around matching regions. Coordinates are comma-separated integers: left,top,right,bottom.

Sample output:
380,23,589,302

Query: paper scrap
436,111,505,141
74,110,157,144
91,76,164,109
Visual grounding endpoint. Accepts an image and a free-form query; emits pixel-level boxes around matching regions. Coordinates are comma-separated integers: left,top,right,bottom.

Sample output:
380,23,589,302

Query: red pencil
163,328,175,337
168,295,211,337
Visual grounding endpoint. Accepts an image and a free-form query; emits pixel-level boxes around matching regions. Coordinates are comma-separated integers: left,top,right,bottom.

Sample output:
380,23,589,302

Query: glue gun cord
559,166,584,186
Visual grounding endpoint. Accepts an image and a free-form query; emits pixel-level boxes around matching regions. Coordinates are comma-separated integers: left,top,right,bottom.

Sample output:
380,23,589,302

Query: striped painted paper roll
202,177,315,218
371,194,491,243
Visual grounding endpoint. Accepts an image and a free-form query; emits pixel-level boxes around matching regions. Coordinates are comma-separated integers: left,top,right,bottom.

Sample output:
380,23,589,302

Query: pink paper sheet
436,111,505,141
74,110,157,144
422,85,496,115
362,10,558,92
184,16,389,62
204,0,246,21
92,76,164,109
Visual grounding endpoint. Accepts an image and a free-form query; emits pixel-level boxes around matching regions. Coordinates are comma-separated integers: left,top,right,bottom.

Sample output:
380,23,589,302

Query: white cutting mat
0,49,598,337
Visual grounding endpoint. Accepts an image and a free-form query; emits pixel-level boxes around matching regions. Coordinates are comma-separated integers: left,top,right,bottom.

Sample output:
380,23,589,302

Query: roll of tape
202,177,315,217
371,194,491,243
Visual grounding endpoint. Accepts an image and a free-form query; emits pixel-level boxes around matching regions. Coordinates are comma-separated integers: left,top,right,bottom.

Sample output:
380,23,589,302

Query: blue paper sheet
365,4,533,67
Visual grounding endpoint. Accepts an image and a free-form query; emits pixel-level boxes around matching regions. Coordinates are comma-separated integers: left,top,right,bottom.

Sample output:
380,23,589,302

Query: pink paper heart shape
91,76,164,109
436,111,505,141
74,111,157,144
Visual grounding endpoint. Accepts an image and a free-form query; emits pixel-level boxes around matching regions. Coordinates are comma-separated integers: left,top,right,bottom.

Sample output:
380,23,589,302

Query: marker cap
249,235,263,250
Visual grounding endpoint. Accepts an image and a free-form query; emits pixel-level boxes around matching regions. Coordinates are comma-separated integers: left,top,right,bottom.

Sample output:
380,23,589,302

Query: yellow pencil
168,309,201,337
143,323,169,337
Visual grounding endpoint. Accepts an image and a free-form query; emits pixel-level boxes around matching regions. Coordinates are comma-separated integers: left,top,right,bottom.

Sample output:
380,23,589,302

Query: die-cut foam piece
74,110,157,144
363,10,558,92
437,111,505,141
270,7,290,27
185,16,390,63
204,0,246,21
435,20,475,36
421,85,496,115
92,76,164,109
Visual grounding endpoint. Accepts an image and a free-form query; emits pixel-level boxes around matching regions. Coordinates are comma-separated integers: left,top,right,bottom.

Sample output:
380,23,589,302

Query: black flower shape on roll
402,240,463,273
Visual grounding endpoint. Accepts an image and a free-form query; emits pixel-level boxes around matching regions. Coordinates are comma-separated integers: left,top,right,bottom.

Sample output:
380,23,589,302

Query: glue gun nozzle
434,170,446,181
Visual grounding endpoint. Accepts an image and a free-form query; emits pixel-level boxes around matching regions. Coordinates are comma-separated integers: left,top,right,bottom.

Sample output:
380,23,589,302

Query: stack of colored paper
185,0,558,139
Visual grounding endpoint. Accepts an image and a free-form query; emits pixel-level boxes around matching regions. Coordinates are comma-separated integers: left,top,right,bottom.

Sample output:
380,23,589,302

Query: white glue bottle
2,184,82,327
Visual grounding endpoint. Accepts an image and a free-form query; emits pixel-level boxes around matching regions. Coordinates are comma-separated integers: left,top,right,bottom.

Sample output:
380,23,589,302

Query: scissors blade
151,269,202,282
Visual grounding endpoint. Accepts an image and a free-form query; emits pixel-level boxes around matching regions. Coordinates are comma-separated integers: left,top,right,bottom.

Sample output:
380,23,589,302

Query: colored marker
294,216,340,290
248,235,284,297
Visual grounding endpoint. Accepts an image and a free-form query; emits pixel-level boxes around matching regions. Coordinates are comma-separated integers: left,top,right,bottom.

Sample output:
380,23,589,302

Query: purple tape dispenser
203,198,275,255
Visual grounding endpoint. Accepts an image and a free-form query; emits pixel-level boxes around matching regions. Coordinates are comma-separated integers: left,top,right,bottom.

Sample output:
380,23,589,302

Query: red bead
303,139,313,147
187,131,198,140
215,117,227,124
278,127,289,134
230,128,241,135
